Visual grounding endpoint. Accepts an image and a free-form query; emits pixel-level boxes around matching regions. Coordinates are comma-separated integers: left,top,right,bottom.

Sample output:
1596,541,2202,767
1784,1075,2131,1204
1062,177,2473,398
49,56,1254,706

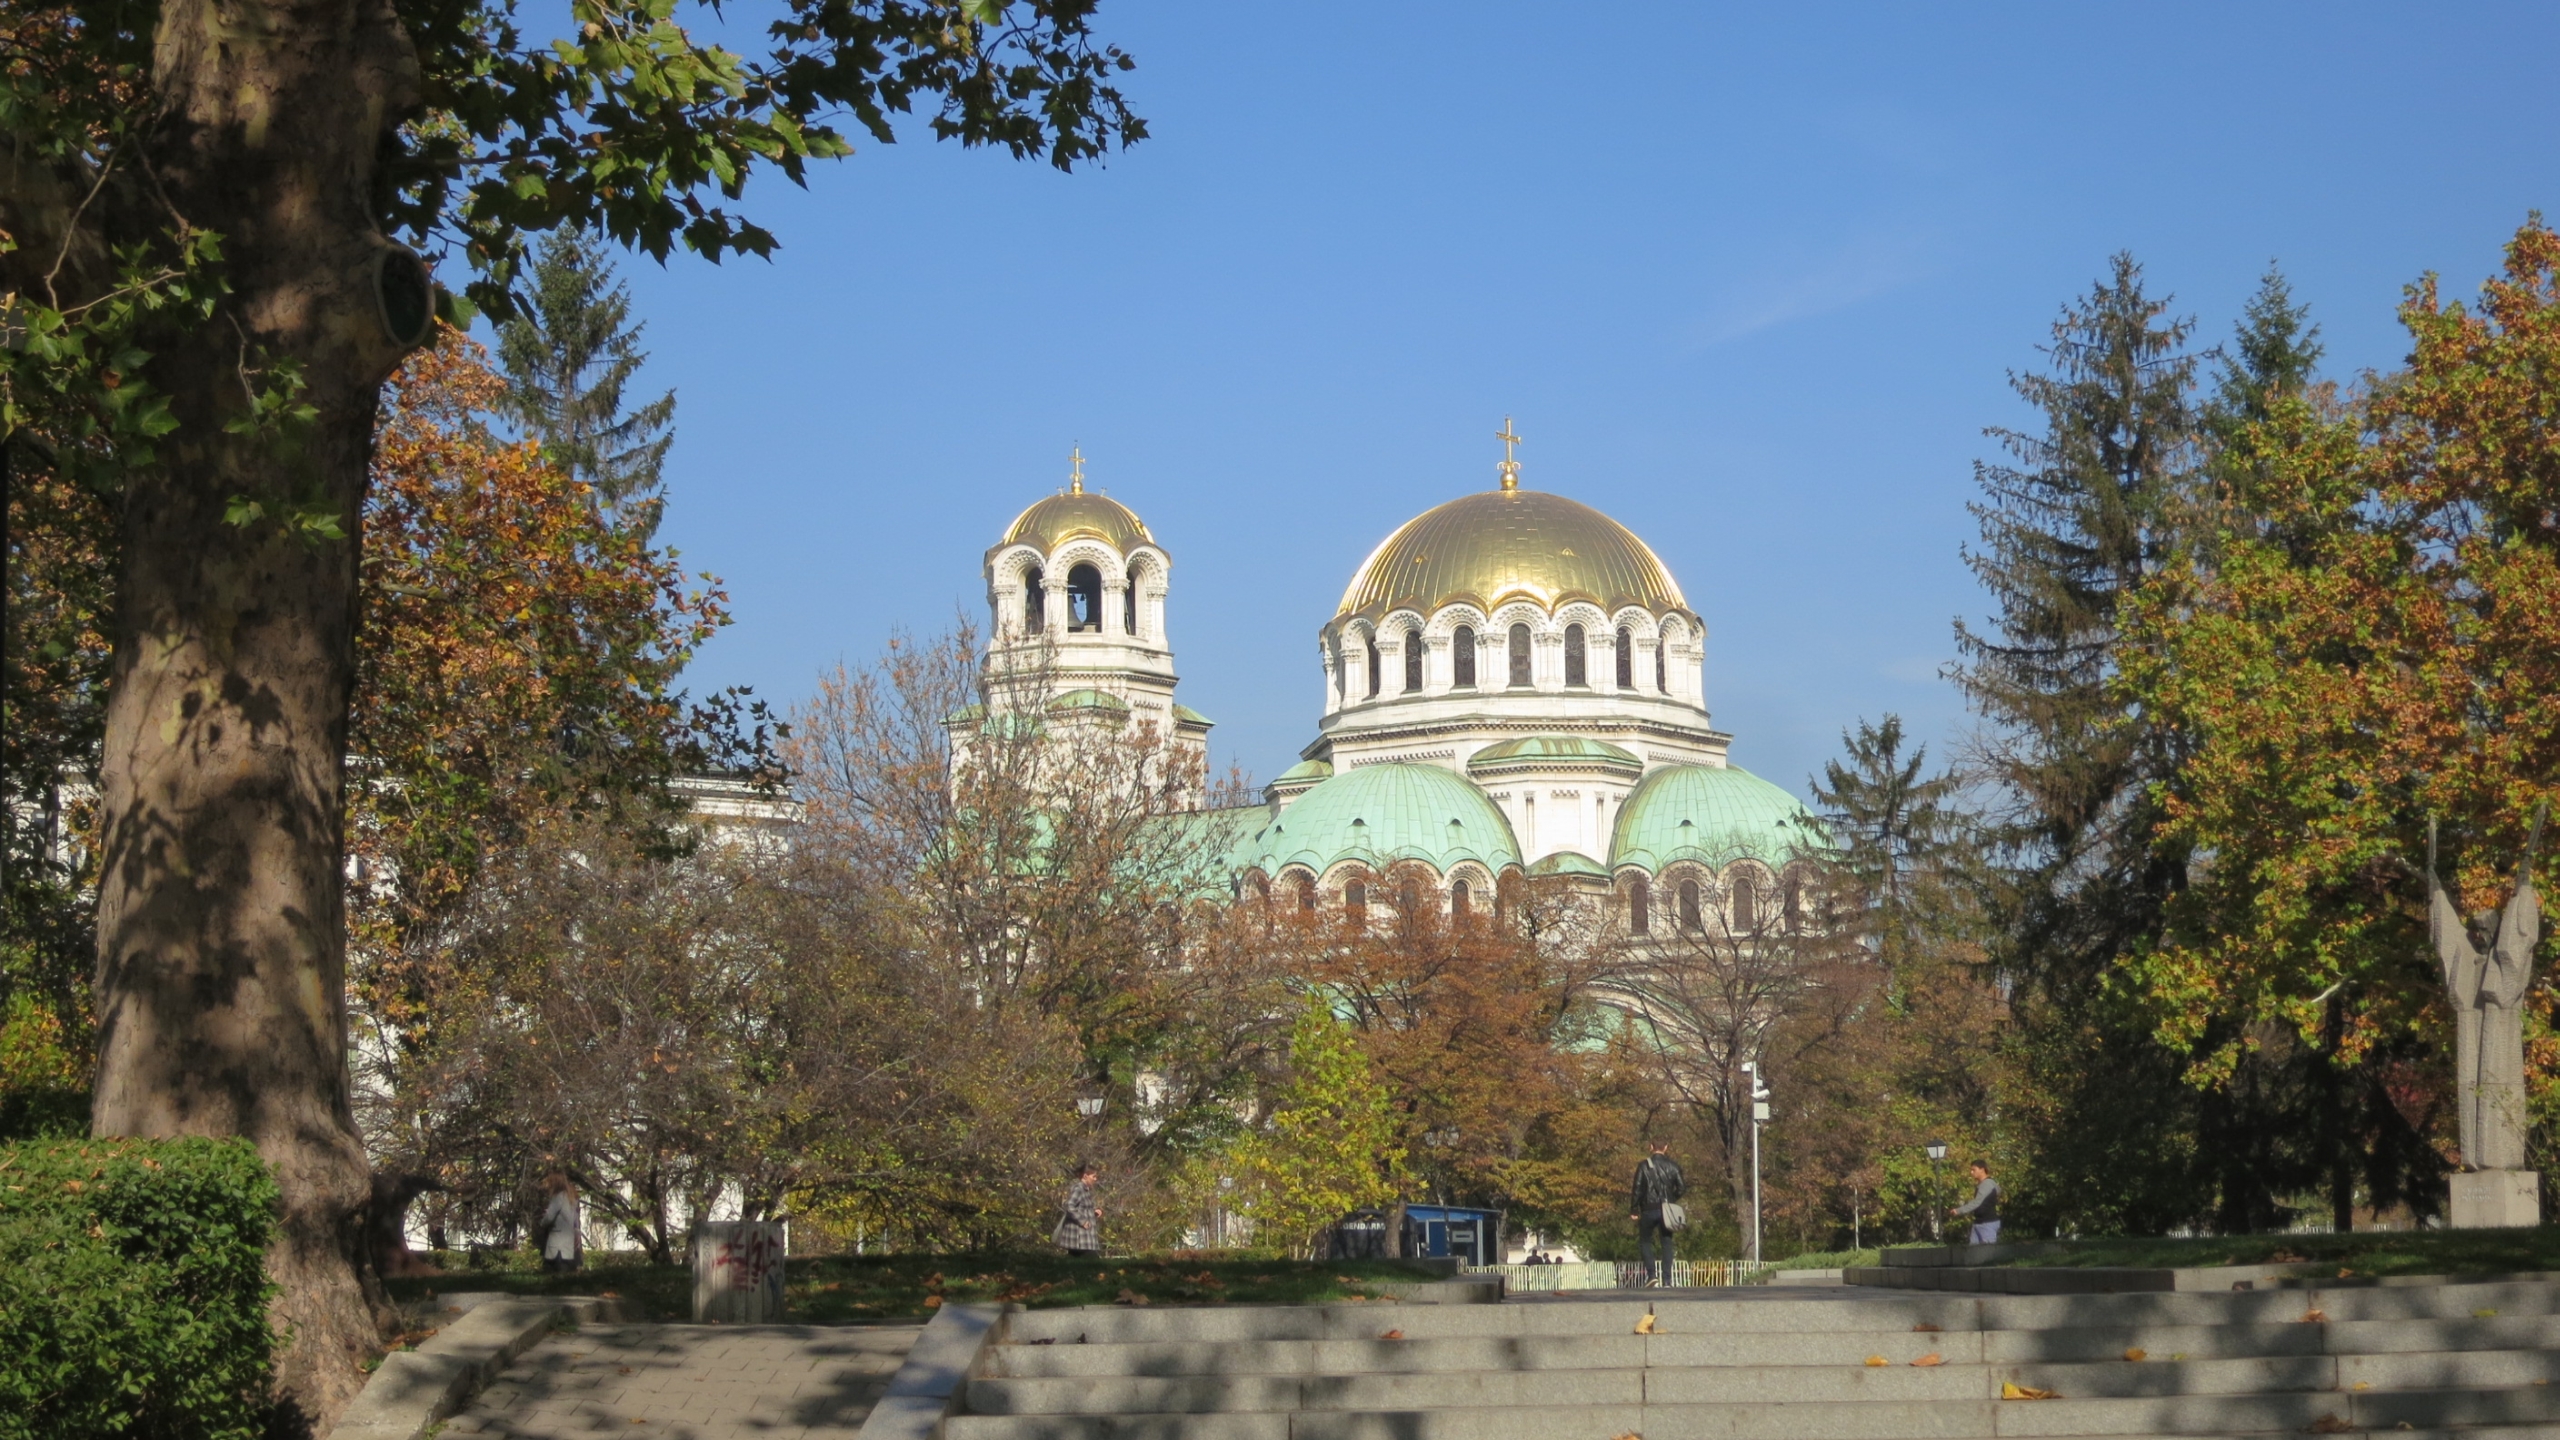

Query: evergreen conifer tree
496,227,678,537
1809,714,1964,968
1953,254,2212,1234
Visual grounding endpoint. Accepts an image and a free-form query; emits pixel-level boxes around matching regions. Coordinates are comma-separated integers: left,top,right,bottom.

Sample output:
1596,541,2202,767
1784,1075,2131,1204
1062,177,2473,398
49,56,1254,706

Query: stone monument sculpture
2427,808,2545,1228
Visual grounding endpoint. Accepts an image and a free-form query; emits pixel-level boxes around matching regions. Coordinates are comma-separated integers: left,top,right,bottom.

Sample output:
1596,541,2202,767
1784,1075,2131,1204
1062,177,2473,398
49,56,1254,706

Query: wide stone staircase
942,1277,2559,1440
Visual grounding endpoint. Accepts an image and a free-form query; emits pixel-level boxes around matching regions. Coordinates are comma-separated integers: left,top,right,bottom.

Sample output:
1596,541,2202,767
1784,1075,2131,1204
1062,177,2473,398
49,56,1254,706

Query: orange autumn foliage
2120,219,2559,1135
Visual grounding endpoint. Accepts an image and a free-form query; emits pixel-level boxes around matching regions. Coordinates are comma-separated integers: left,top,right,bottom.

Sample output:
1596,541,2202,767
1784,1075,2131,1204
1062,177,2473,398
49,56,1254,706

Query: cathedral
977,434,1819,931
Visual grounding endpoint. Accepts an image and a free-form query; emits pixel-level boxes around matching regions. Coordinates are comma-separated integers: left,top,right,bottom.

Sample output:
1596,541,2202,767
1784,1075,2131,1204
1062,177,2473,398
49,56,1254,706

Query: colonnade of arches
1234,856,1811,938
1322,603,1703,715
989,542,1170,644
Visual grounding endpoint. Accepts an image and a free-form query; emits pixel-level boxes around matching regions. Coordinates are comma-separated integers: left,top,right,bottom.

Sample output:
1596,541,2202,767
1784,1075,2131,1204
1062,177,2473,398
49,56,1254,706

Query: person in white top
540,1172,582,1274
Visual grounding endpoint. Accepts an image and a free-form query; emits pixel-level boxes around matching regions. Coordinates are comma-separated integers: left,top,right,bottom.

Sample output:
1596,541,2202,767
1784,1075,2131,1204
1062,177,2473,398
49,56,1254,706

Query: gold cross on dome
1495,416,1522,491
1068,445,1085,494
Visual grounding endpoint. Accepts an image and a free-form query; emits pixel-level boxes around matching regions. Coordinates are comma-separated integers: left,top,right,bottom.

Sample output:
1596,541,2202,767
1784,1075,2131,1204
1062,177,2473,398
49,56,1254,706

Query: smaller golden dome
1001,491,1153,556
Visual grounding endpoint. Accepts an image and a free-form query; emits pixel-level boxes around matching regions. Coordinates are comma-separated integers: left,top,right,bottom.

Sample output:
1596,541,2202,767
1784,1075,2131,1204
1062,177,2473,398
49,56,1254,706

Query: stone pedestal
2448,1170,2542,1229
691,1220,787,1322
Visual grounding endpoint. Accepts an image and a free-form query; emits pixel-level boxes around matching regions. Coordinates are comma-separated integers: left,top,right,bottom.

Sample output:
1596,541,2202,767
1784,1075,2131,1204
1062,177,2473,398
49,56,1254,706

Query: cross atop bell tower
1496,416,1522,492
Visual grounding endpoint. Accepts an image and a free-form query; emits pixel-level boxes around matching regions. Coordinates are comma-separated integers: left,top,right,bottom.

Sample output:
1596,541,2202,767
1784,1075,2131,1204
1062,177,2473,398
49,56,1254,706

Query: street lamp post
1925,1139,1948,1243
1423,1126,1458,1206
1741,1062,1770,1267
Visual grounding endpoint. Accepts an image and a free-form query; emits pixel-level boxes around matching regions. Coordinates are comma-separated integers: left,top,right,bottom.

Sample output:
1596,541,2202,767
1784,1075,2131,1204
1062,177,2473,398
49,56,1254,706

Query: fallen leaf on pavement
1380,1329,1404,1340
2299,1308,2327,1324
2001,1382,2060,1400
2352,1382,2371,1391
2122,1348,2146,1362
1911,1354,1943,1367
1115,1289,1150,1306
2307,1415,2355,1433
2475,1308,2499,1318
1865,1355,1888,1367
1911,1321,1942,1333
2171,1353,2188,1361
1634,1314,1658,1335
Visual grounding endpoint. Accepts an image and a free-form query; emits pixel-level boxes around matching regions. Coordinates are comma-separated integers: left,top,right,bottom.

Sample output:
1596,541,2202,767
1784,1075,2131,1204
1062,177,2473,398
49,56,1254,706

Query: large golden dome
1001,488,1153,555
1336,487,1689,621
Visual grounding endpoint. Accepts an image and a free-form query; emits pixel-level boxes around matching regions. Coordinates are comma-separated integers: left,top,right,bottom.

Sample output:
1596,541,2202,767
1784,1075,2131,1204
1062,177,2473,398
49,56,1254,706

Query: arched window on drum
1453,626,1478,688
1404,628,1424,692
1564,624,1587,687
1507,624,1532,688
1066,564,1103,632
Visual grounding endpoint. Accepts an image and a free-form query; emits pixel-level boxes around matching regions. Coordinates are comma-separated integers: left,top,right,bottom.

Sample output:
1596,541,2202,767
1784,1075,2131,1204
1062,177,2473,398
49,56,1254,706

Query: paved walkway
441,1322,921,1440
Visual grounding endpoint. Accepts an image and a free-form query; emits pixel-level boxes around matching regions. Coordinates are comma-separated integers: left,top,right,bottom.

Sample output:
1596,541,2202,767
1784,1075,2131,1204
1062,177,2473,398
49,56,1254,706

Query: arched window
1066,564,1103,631
1399,879,1420,917
1452,880,1472,923
1628,876,1651,935
1365,637,1380,698
1507,624,1532,687
1123,581,1137,636
1732,874,1756,931
1678,878,1702,932
1346,880,1367,921
1025,567,1045,630
1404,628,1424,692
1783,876,1802,931
1616,627,1634,688
1655,634,1668,692
1295,875,1317,913
1452,626,1477,687
1564,624,1587,687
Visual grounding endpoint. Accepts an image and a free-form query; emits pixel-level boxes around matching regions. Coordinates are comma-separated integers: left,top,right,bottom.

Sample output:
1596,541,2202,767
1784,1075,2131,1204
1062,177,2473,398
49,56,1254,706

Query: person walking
1053,1162,1103,1258
1627,1140,1685,1287
1950,1160,2002,1245
539,1172,581,1274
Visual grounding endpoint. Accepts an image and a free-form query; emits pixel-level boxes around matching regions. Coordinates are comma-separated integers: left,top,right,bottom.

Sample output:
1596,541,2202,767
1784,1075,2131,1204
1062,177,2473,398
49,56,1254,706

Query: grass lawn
385,1252,1454,1323
1977,1227,2559,1277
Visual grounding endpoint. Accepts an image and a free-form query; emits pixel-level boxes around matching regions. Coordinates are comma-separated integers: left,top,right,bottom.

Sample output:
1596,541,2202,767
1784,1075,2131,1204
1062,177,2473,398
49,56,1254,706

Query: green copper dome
1609,764,1822,872
1237,762,1522,877
1468,736,1643,780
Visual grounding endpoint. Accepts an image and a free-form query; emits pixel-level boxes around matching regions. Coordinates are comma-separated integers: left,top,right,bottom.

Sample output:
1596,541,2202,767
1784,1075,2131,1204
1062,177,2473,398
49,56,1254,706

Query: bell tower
978,451,1211,797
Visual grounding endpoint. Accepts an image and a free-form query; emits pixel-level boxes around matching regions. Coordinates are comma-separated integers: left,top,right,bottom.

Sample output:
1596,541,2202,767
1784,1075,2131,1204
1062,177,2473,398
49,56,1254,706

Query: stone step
941,1383,2560,1440
986,1315,2560,1377
967,1348,2558,1415
997,1284,2557,1349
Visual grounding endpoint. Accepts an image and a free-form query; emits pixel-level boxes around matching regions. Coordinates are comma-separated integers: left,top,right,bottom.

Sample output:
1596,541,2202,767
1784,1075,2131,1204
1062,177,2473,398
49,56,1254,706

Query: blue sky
597,1,2558,802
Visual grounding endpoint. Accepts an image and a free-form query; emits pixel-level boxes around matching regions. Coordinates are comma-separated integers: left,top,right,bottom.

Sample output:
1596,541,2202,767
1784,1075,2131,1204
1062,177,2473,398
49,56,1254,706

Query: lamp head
1925,1140,1948,1161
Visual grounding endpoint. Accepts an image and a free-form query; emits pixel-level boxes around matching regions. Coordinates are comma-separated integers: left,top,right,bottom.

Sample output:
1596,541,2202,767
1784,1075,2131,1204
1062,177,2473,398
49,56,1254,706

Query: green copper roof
1468,736,1643,777
1172,703,1214,728
1608,764,1823,872
1237,762,1521,877
1275,758,1334,783
1046,687,1130,714
1528,850,1610,878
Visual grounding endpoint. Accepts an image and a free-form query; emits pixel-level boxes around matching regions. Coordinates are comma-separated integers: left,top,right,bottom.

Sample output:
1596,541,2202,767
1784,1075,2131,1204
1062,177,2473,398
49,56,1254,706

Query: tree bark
87,0,423,1430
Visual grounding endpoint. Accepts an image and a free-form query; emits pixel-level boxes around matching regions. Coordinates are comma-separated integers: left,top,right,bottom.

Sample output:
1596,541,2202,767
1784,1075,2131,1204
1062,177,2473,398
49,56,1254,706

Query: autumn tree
2120,217,2560,1197
1230,998,1405,1257
4,1,1139,1418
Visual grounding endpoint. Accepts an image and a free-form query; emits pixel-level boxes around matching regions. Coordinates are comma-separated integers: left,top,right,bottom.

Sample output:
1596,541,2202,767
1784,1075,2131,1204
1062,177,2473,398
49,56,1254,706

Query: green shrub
0,1137,279,1440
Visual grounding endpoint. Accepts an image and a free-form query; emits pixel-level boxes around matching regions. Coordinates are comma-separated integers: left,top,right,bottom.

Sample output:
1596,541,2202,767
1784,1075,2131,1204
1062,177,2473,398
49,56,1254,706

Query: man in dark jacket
1627,1140,1685,1287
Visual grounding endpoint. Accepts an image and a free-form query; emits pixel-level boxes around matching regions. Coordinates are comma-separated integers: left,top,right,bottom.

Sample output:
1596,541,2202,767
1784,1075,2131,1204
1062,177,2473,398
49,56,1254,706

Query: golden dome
1336,487,1689,621
1001,490,1153,555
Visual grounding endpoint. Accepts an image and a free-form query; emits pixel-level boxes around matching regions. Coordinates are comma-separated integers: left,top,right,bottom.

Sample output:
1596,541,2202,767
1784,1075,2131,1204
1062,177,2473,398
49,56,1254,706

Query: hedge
0,1137,279,1440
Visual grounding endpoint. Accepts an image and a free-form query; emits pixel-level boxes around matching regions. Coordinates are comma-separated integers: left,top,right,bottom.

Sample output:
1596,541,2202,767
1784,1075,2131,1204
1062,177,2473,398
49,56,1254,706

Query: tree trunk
88,0,422,1430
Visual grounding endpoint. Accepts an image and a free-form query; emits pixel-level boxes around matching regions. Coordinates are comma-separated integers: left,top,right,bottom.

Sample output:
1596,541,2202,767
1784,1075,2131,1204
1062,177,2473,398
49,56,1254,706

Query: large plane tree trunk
87,0,424,1429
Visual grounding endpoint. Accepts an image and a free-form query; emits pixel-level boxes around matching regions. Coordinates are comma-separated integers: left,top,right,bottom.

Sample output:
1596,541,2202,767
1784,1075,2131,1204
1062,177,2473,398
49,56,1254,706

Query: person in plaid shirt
1053,1162,1103,1257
